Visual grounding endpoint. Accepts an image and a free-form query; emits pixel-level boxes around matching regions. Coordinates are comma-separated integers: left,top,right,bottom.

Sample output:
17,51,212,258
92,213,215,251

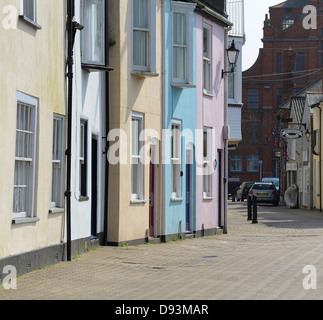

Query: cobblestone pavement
1,201,323,300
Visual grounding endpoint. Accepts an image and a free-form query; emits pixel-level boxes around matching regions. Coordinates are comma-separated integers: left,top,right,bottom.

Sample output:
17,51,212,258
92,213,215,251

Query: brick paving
1,201,323,300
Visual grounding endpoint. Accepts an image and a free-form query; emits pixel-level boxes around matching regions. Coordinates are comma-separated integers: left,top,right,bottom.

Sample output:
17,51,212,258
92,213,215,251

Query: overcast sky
243,0,283,71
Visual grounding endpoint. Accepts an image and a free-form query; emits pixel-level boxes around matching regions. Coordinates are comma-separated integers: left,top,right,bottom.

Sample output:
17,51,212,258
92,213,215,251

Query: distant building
229,0,323,190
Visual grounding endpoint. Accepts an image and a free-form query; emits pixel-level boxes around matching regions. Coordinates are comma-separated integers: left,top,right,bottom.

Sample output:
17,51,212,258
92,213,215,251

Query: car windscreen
252,184,275,190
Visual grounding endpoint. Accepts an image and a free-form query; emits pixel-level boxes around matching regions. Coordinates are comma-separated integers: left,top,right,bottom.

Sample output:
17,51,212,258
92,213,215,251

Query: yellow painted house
107,0,163,245
0,0,66,273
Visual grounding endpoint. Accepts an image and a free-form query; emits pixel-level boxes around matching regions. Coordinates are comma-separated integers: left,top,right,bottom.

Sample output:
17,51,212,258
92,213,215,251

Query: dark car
249,182,279,206
233,182,255,202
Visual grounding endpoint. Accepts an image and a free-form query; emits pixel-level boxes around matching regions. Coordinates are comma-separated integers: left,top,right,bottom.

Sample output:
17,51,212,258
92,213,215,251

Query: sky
243,0,284,71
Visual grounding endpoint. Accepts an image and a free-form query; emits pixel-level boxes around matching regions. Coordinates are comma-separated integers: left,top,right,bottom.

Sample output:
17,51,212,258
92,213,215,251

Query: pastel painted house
107,0,163,245
195,0,232,236
0,0,66,274
162,0,197,240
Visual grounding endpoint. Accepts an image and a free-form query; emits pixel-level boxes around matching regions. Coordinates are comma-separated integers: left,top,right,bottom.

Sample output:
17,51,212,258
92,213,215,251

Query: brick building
229,0,323,191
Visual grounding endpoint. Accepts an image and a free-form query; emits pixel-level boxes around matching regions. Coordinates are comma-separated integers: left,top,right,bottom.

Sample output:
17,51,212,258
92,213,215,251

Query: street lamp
222,40,240,78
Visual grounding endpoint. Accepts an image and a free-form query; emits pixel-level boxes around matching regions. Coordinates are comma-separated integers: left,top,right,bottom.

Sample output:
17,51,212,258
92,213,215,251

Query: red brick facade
229,0,323,189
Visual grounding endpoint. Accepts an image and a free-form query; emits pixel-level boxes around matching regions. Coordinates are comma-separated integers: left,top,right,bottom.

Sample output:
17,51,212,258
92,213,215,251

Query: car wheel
273,202,279,206
241,198,244,202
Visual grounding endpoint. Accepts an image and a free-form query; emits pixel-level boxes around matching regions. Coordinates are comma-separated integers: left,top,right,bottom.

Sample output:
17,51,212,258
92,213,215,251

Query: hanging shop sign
280,128,303,140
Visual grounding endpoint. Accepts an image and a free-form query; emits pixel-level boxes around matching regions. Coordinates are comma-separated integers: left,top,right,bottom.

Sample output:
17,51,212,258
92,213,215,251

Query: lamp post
222,40,240,78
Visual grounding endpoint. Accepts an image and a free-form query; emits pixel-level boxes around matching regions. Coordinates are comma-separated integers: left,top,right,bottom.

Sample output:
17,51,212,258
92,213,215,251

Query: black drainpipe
66,0,76,261
311,103,322,212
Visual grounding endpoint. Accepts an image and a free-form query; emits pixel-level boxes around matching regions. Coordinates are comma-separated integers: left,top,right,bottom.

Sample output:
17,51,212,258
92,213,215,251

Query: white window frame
13,92,38,219
203,127,212,198
203,23,212,95
79,119,88,197
50,114,65,209
20,0,37,22
81,0,106,66
131,113,144,200
171,1,196,86
171,121,182,199
131,0,156,73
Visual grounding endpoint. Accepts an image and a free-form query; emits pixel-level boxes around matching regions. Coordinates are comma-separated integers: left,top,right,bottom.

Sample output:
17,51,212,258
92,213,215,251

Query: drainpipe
66,0,75,261
223,31,229,234
311,103,322,212
161,0,166,241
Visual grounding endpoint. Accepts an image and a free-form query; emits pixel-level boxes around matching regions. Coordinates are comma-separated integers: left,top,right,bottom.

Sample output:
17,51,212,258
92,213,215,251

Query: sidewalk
1,202,323,300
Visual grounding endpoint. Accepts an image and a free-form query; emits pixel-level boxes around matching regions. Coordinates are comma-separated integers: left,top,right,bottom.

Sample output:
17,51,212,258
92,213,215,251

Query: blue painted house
162,0,197,241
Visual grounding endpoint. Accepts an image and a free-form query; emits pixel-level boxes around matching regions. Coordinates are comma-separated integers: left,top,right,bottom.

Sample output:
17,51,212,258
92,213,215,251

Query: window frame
203,127,212,198
230,155,242,172
79,119,88,198
171,1,196,87
13,91,38,219
171,120,182,199
50,114,65,209
81,0,110,70
19,0,42,29
247,88,259,109
131,112,144,200
247,155,259,172
203,23,212,95
293,53,305,72
131,0,156,73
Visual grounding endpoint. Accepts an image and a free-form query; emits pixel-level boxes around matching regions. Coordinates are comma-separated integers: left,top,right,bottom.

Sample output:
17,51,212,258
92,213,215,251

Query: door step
184,233,195,239
148,237,161,245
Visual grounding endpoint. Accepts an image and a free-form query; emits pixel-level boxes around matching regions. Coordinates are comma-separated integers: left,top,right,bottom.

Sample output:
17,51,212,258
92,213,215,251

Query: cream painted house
0,0,66,274
107,0,163,245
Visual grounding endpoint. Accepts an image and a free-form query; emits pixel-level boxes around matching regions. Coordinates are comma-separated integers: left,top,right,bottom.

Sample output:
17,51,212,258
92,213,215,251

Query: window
276,88,283,108
171,122,181,198
247,89,259,109
172,1,196,85
13,92,38,219
80,120,88,197
203,24,212,94
230,155,242,172
247,155,259,172
293,53,305,72
276,52,283,73
247,122,259,143
22,0,36,22
131,113,144,200
203,128,212,197
228,72,235,100
132,0,156,72
51,115,65,208
81,0,105,65
282,13,294,30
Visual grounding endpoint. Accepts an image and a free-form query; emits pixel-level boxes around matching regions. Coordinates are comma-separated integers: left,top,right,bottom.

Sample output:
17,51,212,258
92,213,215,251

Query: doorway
217,150,222,228
185,145,193,233
91,136,98,239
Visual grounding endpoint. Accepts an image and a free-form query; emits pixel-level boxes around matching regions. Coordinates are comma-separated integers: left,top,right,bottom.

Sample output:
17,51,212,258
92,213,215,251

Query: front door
217,150,222,228
186,163,192,232
91,136,98,239
149,159,154,237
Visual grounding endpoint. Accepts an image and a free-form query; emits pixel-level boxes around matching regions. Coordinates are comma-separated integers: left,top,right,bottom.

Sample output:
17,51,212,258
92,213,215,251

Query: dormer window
282,12,294,30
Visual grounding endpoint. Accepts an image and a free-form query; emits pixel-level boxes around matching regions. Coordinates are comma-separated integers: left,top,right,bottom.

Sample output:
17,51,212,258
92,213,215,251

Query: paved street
1,201,323,300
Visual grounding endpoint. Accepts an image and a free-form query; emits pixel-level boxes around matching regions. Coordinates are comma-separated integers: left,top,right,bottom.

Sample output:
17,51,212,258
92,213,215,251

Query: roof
270,0,309,8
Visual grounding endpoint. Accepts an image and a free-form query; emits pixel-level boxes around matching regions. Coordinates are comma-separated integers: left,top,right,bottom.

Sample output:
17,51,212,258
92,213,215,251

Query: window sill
49,207,65,214
171,82,196,89
18,15,42,30
131,71,159,78
203,196,214,200
203,91,213,97
130,199,147,204
12,217,40,225
81,64,114,72
170,197,184,202
79,196,89,202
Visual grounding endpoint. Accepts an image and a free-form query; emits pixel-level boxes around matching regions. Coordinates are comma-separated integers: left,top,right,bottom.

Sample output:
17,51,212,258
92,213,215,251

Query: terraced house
0,0,242,275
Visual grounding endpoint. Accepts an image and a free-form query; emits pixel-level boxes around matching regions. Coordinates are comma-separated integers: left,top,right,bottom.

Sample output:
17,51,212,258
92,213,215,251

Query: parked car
262,177,279,191
249,182,279,206
233,181,255,202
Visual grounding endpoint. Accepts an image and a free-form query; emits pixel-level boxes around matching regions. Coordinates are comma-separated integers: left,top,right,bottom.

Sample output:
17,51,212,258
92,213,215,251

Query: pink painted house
195,6,230,236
